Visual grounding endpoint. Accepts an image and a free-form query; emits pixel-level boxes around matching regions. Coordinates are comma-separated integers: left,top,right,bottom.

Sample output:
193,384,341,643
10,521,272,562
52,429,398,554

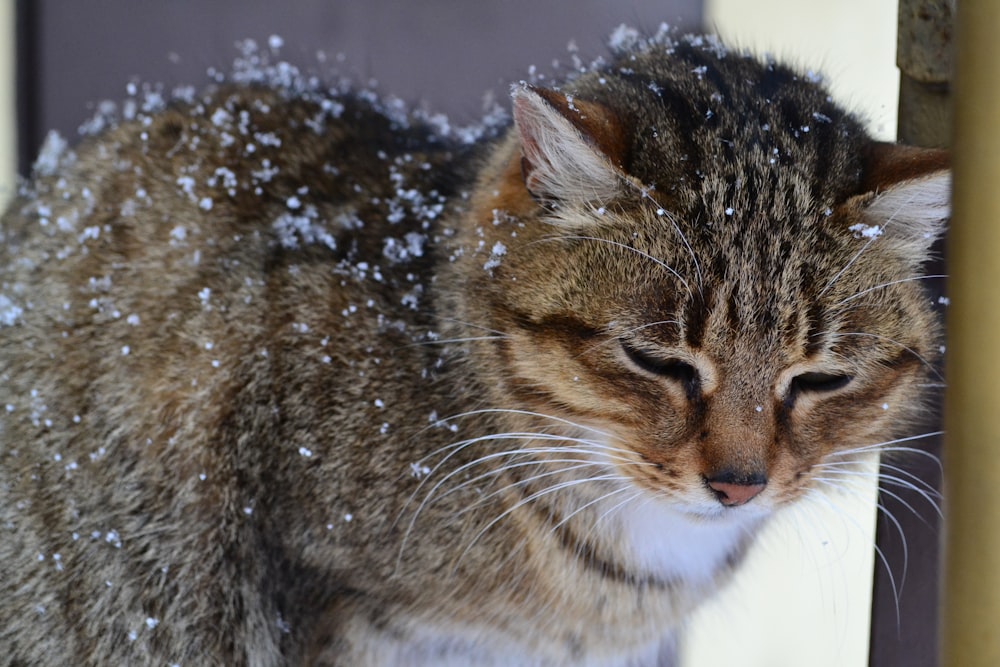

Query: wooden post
897,0,953,148
941,1,1000,666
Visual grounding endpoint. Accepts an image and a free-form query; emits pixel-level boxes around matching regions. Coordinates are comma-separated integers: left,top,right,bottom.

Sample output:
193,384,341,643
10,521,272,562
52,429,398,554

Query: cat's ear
857,142,951,258
511,83,630,204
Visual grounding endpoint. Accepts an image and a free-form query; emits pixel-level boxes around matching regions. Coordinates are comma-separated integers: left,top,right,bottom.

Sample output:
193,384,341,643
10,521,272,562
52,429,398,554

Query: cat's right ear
511,83,630,204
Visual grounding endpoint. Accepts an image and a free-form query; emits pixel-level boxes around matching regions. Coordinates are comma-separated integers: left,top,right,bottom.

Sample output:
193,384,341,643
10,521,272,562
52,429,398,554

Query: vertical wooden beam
897,0,953,148
942,2,1000,666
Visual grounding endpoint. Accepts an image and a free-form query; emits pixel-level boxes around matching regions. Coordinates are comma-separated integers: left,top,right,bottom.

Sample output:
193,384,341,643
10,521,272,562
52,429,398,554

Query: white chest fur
613,496,766,585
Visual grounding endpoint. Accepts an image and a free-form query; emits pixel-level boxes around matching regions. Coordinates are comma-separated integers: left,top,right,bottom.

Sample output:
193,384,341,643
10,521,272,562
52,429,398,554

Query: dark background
14,2,942,665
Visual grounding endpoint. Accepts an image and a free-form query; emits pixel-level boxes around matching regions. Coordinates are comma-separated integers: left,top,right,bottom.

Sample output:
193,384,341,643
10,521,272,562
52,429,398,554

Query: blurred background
0,2,937,666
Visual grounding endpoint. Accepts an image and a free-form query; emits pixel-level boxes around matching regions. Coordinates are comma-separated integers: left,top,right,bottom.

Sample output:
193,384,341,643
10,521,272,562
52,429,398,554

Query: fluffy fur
0,32,948,666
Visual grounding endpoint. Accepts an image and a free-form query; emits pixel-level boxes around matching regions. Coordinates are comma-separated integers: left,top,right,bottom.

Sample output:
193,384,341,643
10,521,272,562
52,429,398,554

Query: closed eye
790,371,853,394
621,341,698,390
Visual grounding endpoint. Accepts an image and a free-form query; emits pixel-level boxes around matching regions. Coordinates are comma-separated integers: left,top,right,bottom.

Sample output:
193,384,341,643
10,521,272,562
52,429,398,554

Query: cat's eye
790,371,853,394
621,342,698,388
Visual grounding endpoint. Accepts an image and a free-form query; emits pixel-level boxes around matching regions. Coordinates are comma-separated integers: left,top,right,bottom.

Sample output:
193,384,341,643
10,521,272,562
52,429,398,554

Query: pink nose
707,480,766,507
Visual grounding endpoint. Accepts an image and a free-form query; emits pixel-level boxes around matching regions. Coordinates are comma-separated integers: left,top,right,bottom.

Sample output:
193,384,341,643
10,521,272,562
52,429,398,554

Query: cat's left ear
511,84,631,204
857,142,951,258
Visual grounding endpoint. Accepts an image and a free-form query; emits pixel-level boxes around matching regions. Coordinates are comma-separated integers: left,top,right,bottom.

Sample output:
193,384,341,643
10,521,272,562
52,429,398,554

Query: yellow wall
705,0,899,140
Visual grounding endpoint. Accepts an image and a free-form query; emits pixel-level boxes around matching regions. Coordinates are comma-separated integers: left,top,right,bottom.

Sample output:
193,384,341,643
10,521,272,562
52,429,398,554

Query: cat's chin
611,493,770,585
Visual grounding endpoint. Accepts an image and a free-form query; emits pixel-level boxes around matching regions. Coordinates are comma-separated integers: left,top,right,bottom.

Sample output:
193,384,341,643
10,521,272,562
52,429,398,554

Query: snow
0,294,23,326
33,131,69,176
483,241,507,274
273,211,337,251
848,222,883,239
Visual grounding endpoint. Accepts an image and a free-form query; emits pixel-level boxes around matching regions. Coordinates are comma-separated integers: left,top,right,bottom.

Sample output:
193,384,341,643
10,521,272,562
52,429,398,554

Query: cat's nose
704,472,767,507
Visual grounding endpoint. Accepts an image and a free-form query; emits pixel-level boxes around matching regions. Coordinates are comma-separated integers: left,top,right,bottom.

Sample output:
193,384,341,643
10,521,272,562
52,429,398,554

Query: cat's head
456,38,948,521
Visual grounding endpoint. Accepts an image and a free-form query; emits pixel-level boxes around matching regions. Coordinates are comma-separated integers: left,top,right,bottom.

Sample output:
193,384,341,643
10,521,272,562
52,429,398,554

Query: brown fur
0,32,948,666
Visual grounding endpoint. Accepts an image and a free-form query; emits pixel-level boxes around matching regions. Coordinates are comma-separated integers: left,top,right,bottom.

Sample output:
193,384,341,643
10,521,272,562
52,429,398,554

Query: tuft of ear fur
511,83,629,204
858,142,951,259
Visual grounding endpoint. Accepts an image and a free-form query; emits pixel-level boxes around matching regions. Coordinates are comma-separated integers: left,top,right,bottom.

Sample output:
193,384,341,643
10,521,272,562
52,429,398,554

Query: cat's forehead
571,41,869,217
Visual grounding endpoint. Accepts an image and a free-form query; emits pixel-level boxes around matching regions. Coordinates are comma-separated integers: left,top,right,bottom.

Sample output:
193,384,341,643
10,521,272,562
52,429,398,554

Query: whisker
802,486,904,626
429,316,508,337
575,319,682,361
455,474,632,571
586,490,645,537
426,408,615,440
814,466,942,516
396,433,640,568
549,486,634,533
395,432,605,549
820,185,920,297
835,274,948,306
826,430,943,462
813,474,937,524
633,184,703,293
449,460,619,512
820,331,944,382
815,459,941,499
402,335,508,348
552,234,692,295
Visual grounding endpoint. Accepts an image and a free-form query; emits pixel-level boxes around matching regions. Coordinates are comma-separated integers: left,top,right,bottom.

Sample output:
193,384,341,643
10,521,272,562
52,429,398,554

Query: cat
0,28,949,666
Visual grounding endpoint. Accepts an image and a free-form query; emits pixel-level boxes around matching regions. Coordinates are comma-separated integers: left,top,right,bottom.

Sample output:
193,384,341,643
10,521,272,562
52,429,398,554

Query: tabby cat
0,29,949,666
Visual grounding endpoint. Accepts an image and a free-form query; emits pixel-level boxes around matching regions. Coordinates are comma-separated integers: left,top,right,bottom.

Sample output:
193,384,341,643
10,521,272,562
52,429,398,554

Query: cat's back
0,82,468,663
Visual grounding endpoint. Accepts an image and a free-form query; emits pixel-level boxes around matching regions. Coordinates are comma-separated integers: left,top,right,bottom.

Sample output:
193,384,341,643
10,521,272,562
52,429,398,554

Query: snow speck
0,294,24,327
848,223,883,239
286,196,301,210
33,131,69,176
608,24,643,52
373,398,385,409
298,446,313,458
724,207,734,216
210,107,232,127
273,211,337,251
121,345,130,356
754,405,763,413
410,462,431,479
243,507,253,516
881,403,890,411
382,232,426,263
483,241,507,274
268,34,284,51
198,287,211,304
938,296,950,306
145,617,160,629
198,197,214,211
105,530,122,548
344,513,353,522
